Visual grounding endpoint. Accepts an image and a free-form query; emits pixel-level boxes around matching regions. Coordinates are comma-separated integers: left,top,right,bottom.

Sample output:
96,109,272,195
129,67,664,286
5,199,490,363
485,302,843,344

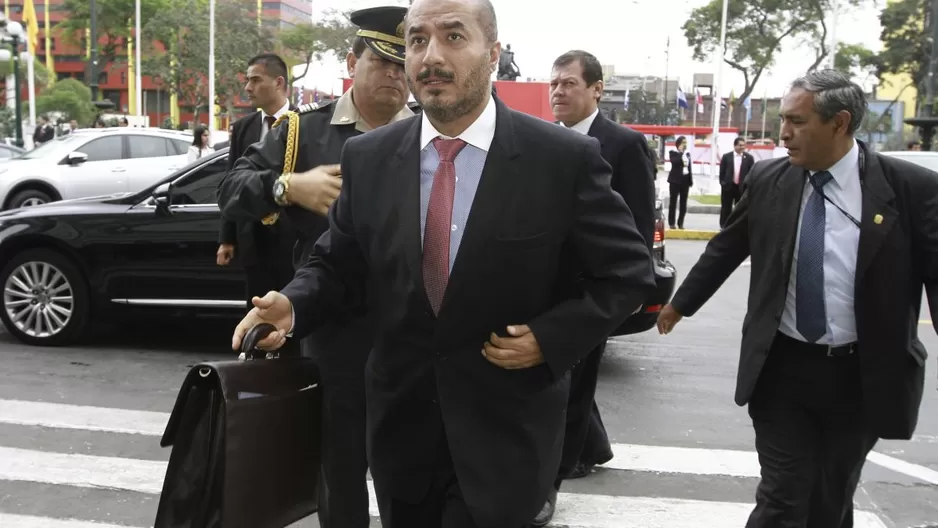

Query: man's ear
346,51,358,78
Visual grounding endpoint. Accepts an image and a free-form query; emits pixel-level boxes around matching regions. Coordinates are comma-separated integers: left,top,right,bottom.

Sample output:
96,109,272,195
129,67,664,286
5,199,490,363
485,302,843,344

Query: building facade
2,0,313,127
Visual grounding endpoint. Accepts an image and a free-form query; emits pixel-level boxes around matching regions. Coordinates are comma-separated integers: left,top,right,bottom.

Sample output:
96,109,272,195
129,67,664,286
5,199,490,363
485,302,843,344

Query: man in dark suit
229,0,656,526
718,136,754,227
216,53,295,312
657,70,938,527
216,8,414,528
534,48,656,526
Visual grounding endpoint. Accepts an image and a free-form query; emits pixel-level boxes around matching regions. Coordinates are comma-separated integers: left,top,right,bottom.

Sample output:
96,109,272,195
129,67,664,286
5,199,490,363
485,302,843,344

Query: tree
278,10,357,87
0,57,51,86
876,0,929,109
683,0,857,113
143,0,274,124
617,89,681,125
58,0,171,68
36,78,97,125
833,43,878,86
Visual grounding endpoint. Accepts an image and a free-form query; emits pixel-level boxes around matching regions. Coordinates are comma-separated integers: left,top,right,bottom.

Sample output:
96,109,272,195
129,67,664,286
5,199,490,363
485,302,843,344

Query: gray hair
790,69,867,134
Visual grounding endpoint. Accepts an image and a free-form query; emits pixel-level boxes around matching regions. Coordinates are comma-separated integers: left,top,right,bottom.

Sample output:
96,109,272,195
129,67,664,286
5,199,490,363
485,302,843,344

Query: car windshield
883,153,938,173
14,134,87,160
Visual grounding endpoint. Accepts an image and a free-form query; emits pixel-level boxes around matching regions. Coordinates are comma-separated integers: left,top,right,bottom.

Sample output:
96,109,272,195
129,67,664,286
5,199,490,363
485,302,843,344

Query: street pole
89,0,98,101
11,34,22,147
710,0,729,178
135,0,142,117
208,0,215,131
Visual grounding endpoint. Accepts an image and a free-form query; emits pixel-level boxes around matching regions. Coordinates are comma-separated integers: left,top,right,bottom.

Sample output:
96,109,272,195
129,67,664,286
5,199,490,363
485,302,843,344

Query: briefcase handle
237,323,280,361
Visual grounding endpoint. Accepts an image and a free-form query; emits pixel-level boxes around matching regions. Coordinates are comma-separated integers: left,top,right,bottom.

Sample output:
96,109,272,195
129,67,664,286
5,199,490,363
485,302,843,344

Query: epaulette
297,100,337,115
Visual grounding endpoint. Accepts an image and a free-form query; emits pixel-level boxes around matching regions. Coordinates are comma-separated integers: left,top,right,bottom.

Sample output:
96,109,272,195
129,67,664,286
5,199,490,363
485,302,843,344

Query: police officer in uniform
216,6,414,528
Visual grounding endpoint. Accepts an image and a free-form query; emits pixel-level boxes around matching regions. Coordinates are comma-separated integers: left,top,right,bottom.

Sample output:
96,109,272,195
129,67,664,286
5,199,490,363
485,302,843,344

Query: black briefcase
154,323,322,528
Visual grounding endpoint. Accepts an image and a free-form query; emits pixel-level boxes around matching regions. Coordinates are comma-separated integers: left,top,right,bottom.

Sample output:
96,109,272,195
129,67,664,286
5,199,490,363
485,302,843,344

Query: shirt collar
811,139,859,189
331,88,414,132
263,99,290,120
420,95,496,152
563,108,599,135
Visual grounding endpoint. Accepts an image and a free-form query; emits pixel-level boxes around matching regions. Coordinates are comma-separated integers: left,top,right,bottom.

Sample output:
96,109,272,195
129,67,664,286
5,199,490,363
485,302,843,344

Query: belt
775,331,857,357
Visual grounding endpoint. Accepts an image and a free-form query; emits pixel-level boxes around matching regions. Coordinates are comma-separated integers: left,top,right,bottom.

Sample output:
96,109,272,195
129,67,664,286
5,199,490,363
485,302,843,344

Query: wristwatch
272,173,293,206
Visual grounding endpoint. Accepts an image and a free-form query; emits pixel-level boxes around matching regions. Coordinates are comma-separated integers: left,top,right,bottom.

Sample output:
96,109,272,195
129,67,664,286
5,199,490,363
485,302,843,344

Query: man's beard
409,55,491,124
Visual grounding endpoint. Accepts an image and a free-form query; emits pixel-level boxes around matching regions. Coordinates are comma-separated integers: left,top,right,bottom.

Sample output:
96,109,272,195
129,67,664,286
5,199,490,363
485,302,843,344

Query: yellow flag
23,0,39,55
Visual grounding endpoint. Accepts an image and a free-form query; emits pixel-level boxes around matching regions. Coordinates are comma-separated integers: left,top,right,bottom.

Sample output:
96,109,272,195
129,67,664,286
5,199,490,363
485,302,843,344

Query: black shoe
530,487,558,527
567,462,594,479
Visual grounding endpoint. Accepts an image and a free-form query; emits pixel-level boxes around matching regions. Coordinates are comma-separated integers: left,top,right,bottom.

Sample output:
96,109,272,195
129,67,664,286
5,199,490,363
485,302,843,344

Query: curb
663,204,721,215
666,229,719,240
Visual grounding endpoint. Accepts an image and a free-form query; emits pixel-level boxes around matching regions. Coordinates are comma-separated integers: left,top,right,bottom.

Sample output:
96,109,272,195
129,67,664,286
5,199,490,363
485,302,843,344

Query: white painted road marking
0,459,889,528
1,399,936,486
0,399,168,436
0,514,143,528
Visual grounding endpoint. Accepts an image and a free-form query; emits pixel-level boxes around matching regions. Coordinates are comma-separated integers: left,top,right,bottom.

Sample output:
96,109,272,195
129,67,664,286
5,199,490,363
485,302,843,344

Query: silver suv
0,128,194,210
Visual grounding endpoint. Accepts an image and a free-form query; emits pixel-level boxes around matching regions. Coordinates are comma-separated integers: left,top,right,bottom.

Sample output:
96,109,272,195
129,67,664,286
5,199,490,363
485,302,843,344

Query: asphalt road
0,240,935,527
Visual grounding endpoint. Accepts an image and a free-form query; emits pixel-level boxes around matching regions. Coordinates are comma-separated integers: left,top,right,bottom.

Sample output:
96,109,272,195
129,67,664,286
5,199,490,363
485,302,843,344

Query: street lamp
906,0,938,150
0,13,24,148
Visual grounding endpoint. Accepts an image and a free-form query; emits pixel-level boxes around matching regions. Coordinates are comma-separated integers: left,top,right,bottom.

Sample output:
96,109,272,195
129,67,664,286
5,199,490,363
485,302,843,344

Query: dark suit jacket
587,113,657,251
719,151,755,186
667,149,692,186
280,98,656,527
670,141,938,440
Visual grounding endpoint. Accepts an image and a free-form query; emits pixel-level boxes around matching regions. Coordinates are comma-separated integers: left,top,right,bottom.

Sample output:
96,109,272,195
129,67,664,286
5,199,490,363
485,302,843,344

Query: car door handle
111,168,126,172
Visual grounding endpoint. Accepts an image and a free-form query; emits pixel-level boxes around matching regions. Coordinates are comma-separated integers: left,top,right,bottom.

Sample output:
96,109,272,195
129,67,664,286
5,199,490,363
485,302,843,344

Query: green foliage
0,56,50,85
833,43,878,83
278,9,357,84
876,0,929,103
143,0,275,118
35,78,97,125
0,106,16,138
682,0,855,104
617,89,681,125
58,0,172,66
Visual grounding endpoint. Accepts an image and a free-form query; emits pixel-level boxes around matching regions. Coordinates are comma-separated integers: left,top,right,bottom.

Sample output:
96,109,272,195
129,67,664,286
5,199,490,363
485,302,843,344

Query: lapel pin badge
873,214,883,225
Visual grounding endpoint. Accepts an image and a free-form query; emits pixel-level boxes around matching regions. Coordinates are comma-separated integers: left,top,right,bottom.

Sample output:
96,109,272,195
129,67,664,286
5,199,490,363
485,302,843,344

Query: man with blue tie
656,69,938,527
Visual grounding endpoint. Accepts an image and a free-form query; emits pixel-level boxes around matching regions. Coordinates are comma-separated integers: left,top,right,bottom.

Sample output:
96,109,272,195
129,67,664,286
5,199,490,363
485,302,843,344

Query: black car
0,149,675,346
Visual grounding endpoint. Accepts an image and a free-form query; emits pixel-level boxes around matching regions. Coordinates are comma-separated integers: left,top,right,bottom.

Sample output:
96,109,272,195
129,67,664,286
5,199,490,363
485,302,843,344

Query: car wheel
0,248,90,346
9,189,53,209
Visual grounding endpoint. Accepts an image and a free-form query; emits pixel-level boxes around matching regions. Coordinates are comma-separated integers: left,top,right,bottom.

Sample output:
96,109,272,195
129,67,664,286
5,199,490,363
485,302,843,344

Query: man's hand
216,243,235,266
656,304,684,335
232,291,295,352
482,325,545,369
287,164,343,215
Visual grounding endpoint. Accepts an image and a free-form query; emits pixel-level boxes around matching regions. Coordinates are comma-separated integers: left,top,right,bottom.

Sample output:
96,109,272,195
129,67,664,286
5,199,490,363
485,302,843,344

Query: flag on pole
23,0,39,55
43,0,53,86
676,87,689,110
695,87,704,114
743,95,752,121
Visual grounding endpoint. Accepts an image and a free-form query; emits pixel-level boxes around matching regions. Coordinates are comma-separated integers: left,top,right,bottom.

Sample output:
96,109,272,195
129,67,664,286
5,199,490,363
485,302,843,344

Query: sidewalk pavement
654,171,721,240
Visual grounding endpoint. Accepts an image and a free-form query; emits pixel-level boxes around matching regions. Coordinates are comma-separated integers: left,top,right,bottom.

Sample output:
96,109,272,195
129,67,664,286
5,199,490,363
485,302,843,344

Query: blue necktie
796,170,833,343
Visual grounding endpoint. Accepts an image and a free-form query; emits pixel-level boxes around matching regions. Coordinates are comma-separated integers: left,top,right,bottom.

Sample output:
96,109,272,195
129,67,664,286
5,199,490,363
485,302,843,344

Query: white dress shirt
734,153,744,183
260,99,291,141
562,108,599,136
778,140,862,345
420,95,496,151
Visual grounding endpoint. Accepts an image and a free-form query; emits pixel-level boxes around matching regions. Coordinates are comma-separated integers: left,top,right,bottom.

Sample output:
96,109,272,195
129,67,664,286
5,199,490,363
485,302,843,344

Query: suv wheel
9,189,53,209
0,248,90,346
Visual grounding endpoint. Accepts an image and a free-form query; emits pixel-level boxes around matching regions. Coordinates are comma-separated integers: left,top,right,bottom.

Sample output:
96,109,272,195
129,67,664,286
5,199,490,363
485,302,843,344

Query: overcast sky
296,0,884,99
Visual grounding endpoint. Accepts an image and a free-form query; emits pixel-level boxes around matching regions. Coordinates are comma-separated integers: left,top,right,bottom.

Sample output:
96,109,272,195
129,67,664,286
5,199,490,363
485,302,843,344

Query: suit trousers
302,319,373,528
556,341,613,488
745,333,878,528
668,182,690,228
719,182,742,227
373,431,528,528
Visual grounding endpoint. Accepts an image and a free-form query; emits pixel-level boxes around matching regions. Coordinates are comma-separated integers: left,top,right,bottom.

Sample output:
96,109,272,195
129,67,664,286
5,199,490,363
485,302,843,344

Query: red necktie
423,137,466,314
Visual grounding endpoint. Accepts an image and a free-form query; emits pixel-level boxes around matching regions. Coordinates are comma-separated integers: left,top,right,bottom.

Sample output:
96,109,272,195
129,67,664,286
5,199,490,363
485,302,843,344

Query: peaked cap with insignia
350,6,408,65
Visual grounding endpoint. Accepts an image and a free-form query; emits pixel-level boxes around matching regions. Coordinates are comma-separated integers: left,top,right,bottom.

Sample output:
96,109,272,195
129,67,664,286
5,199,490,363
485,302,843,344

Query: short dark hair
247,53,288,83
908,140,920,148
352,36,366,58
552,50,603,87
790,69,867,134
477,0,497,43
675,135,687,148
734,137,745,146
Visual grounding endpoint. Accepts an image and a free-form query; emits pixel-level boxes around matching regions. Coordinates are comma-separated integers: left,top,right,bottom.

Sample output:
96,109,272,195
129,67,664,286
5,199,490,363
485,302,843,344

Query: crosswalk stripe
0,513,142,528
0,450,889,528
2,398,937,486
0,399,167,436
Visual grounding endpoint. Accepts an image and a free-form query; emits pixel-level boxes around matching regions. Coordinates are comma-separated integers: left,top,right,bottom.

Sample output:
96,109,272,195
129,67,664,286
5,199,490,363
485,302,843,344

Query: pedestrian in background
667,135,692,229
657,69,938,527
186,125,213,163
